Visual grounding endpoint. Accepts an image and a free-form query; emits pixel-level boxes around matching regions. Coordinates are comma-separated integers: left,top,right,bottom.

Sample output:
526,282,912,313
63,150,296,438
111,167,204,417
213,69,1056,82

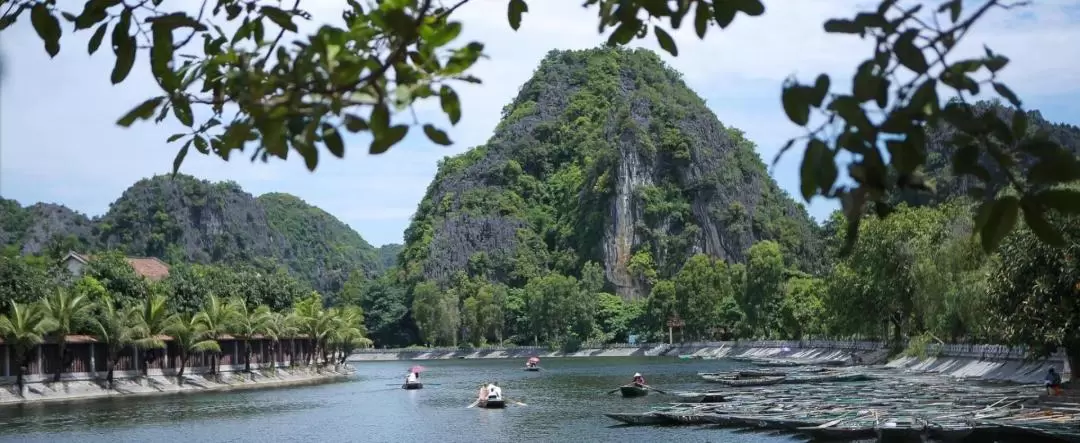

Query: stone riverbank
0,366,353,406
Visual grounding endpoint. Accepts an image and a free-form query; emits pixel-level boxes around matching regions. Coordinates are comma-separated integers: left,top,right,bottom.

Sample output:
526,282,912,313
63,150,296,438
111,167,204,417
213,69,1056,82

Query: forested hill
399,48,824,300
894,100,1080,207
0,174,381,293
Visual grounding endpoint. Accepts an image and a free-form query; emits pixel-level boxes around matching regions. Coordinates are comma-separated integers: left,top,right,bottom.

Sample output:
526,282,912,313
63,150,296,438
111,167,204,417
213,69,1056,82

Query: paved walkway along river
0,357,797,443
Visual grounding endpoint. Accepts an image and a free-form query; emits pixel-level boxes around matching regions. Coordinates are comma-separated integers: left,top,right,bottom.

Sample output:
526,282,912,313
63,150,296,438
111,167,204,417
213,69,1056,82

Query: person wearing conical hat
632,372,645,386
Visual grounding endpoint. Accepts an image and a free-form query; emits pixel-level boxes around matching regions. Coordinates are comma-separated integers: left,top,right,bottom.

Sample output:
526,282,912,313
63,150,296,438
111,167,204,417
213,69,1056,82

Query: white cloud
1,0,1077,246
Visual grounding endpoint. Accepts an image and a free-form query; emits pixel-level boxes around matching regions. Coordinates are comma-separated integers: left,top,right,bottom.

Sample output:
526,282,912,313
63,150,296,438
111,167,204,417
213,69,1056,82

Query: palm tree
40,288,93,382
193,294,237,378
0,301,58,394
262,311,297,369
91,297,136,388
227,298,271,374
328,306,371,367
131,294,171,375
163,313,219,384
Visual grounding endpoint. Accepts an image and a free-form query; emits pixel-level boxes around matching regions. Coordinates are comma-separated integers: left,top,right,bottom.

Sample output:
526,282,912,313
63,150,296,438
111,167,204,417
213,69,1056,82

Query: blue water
0,357,798,442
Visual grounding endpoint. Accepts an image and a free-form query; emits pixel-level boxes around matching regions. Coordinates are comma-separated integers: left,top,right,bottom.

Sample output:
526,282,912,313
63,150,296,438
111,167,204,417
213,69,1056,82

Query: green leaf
167,133,186,143
507,0,527,31
712,2,737,28
979,195,1019,252
322,124,345,158
993,82,1021,107
732,0,765,16
151,24,177,90
654,26,677,56
30,3,62,57
116,97,166,127
680,3,703,39
1034,189,1080,215
822,19,861,34
1029,156,1080,185
423,124,453,146
172,139,192,175
894,29,928,74
111,36,136,84
193,135,209,154
800,138,833,201
951,142,991,182
607,21,639,45
440,86,462,125
1020,199,1065,247
427,21,463,48
811,74,830,107
172,95,194,127
88,23,108,55
370,125,408,154
781,83,810,126
370,103,390,130
344,114,369,133
261,6,297,32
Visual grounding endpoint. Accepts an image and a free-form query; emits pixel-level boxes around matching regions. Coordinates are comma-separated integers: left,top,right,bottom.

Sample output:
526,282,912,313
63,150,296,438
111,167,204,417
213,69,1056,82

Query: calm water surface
0,357,799,443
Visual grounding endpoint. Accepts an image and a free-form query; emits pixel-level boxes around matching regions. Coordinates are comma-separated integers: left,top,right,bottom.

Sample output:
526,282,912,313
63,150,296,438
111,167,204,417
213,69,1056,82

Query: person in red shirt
632,373,646,386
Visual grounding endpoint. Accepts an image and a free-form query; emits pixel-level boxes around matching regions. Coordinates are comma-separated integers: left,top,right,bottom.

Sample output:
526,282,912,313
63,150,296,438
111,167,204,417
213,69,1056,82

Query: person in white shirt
487,382,502,400
406,372,418,383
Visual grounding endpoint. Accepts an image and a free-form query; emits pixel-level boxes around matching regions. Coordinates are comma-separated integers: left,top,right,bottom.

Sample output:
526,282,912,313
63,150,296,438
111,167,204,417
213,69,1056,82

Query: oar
643,385,669,395
466,399,480,408
606,385,626,395
507,398,527,406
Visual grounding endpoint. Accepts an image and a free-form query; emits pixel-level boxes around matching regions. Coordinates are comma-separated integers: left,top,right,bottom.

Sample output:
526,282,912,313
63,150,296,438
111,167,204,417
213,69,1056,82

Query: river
0,357,797,443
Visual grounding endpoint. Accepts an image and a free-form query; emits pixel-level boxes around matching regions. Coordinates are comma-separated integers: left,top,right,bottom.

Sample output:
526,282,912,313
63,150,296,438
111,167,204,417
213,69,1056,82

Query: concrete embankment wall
885,344,1070,384
0,366,353,406
350,340,1071,383
348,340,884,362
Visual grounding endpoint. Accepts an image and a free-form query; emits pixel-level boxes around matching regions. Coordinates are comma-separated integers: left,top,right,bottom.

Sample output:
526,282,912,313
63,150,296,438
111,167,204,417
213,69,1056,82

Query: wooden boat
402,381,423,390
604,412,671,426
524,366,541,372
477,398,506,409
876,417,927,442
712,375,786,387
782,371,874,384
620,385,649,398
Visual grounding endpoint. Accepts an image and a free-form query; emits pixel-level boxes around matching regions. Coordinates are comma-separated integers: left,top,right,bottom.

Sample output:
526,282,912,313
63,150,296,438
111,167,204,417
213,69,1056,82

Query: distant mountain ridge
0,174,385,294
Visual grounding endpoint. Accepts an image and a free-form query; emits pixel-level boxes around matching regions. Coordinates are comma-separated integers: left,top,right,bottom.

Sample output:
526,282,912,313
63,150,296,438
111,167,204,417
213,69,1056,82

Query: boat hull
478,399,506,409
524,367,541,372
402,382,423,390
620,385,649,398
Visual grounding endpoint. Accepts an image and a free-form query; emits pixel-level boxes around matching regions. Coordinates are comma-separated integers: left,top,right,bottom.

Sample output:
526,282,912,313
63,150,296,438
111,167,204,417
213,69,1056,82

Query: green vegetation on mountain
1,175,381,295
257,192,380,293
401,48,822,301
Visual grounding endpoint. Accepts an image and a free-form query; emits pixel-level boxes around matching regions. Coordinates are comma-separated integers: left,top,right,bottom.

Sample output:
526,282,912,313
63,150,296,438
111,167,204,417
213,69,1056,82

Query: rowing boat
524,367,541,372
620,385,649,398
478,399,506,409
402,382,423,390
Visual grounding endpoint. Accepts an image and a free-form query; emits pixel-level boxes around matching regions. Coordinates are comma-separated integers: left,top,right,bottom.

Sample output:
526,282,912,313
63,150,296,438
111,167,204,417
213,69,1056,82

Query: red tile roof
125,257,170,281
62,252,170,281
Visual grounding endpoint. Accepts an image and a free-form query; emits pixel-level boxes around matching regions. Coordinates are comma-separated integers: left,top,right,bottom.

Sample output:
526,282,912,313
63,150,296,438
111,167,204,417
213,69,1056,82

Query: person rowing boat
632,372,646,387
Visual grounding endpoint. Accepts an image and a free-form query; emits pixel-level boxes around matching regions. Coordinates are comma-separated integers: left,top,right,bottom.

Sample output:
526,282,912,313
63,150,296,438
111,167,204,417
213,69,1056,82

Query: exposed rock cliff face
400,48,823,299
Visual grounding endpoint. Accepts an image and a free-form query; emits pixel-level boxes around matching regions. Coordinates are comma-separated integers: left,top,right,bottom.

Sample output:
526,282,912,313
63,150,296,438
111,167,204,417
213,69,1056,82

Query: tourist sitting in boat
1046,368,1063,395
406,371,418,384
487,382,503,400
477,383,489,400
632,373,646,387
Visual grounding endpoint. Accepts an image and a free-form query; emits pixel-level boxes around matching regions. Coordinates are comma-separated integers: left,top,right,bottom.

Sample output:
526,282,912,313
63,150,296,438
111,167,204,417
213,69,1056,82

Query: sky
1,0,1078,247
